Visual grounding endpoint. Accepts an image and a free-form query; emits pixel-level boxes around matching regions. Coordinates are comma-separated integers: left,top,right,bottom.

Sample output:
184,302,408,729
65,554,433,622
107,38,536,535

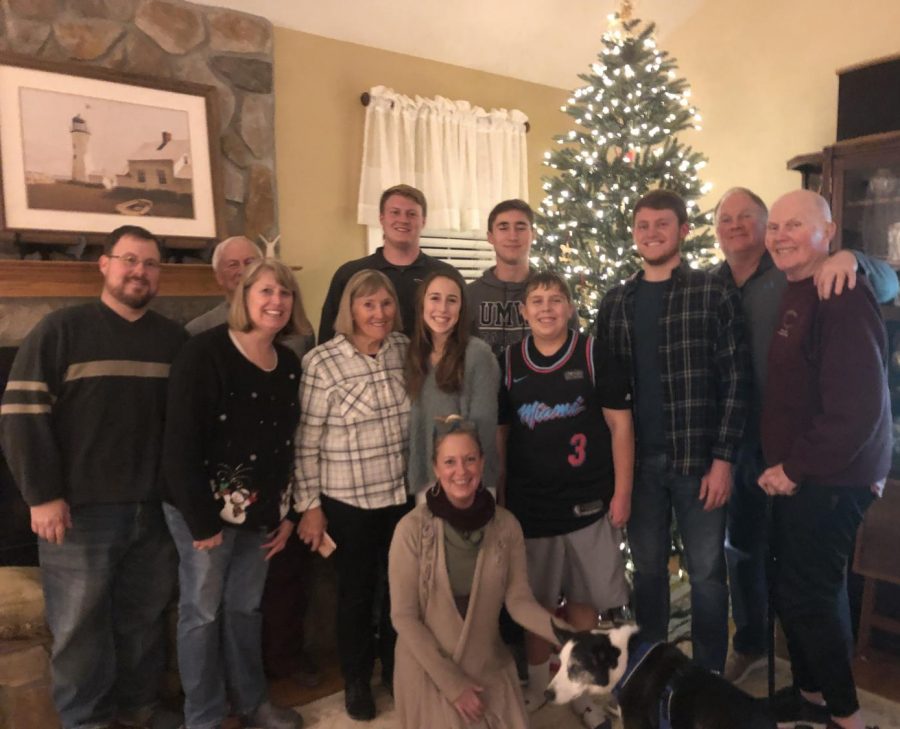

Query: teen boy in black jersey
498,272,633,729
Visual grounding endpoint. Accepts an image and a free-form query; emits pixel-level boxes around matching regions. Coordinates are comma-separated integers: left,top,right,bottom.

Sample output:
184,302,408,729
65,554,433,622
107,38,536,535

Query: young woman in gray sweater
405,269,500,499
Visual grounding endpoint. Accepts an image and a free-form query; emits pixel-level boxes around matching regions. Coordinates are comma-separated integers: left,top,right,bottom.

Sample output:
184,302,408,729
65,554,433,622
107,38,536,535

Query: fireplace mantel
1,261,219,298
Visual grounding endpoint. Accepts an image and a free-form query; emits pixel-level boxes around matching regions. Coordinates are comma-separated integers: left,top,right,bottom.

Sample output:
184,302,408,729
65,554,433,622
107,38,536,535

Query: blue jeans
725,441,768,656
39,502,176,729
628,453,728,672
164,504,270,729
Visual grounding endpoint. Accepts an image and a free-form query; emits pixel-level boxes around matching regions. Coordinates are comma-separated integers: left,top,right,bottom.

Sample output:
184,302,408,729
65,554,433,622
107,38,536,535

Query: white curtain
357,86,529,233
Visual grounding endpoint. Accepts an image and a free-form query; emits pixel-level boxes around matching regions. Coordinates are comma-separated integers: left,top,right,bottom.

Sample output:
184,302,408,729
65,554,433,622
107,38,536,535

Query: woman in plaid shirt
295,269,412,721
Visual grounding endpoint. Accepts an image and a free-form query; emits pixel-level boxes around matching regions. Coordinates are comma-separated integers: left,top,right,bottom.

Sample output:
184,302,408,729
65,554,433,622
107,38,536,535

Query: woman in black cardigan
163,259,310,729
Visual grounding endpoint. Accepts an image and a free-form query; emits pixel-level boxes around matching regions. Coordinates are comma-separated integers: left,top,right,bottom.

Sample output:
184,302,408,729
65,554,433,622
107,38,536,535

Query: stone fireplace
0,0,280,554
0,3,279,723
0,0,278,258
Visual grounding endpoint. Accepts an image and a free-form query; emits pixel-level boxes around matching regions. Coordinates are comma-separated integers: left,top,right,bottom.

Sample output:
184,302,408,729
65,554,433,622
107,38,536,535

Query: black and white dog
545,622,775,729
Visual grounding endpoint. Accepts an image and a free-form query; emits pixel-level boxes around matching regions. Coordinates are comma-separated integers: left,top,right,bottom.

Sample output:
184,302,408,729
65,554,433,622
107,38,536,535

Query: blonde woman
295,269,412,721
163,259,307,729
390,417,561,729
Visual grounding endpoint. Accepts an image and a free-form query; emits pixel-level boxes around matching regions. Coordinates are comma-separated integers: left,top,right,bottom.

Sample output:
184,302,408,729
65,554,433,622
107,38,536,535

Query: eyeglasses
107,254,162,271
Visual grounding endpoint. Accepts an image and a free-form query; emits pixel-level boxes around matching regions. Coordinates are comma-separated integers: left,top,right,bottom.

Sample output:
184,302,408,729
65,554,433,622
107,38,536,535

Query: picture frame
0,53,224,249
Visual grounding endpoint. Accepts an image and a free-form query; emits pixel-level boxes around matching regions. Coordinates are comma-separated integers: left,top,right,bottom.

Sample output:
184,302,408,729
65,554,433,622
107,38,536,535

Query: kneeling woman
389,417,561,729
163,259,306,729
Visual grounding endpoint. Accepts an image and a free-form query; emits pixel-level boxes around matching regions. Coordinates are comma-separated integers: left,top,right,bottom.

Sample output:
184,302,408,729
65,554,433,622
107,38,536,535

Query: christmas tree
533,5,718,324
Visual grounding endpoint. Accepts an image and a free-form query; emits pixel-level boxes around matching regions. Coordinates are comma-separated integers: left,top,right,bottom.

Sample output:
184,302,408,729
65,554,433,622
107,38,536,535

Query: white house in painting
116,132,193,195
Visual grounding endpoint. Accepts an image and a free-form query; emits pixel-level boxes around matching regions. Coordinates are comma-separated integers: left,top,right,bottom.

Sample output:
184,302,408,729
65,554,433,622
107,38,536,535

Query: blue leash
612,641,674,729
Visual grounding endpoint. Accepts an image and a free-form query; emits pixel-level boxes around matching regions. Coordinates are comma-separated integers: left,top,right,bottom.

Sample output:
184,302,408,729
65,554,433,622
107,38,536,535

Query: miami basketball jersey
501,331,622,537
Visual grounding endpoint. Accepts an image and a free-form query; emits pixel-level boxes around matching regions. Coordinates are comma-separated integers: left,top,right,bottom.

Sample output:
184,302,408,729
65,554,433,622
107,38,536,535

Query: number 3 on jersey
568,433,587,467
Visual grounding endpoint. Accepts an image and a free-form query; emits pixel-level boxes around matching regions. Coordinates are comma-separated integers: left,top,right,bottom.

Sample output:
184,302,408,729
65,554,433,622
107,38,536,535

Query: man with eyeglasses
0,225,187,729
185,235,262,335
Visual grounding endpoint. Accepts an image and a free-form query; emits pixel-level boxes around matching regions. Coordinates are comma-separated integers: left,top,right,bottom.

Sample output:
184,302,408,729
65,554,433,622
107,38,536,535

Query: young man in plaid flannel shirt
595,190,750,674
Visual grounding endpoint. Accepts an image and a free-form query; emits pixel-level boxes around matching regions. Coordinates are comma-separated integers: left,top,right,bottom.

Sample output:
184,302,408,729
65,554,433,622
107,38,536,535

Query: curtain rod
360,92,530,133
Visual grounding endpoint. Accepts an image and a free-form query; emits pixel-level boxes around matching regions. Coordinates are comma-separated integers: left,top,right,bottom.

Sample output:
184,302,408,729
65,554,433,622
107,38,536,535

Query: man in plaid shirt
595,190,750,673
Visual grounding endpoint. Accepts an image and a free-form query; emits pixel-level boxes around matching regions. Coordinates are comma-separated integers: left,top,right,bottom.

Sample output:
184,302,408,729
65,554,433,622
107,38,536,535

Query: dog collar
612,640,664,697
612,641,674,729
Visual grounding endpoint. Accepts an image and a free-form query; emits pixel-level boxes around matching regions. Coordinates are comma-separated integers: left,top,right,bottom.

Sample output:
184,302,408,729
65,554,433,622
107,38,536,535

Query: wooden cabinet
789,130,900,262
827,132,900,261
853,478,900,658
786,151,824,194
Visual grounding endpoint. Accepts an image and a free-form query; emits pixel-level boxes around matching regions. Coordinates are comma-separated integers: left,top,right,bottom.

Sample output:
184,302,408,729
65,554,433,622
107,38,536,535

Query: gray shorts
525,517,629,610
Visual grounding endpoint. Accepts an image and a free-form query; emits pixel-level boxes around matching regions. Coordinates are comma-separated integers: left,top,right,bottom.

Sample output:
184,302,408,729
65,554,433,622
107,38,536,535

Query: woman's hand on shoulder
452,685,485,724
262,519,294,560
297,506,327,551
192,531,223,551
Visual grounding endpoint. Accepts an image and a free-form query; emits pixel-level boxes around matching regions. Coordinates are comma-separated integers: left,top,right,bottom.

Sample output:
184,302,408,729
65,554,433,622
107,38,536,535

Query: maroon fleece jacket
761,276,891,487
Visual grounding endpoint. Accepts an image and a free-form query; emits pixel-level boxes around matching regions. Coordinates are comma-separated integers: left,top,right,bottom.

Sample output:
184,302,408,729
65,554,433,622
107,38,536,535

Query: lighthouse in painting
70,114,90,183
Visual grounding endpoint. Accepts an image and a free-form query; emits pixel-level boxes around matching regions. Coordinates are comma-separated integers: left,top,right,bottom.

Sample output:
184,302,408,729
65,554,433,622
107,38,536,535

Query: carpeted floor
283,576,900,727
290,656,900,728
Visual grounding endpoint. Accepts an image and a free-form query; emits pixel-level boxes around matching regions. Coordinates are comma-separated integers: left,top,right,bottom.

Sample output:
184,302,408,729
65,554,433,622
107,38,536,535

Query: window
157,169,167,185
420,235,495,282
366,228,493,283
136,169,146,183
357,86,529,233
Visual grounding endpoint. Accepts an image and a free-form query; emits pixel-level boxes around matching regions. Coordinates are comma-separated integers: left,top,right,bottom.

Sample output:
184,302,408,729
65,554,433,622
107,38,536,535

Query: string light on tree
533,1,718,325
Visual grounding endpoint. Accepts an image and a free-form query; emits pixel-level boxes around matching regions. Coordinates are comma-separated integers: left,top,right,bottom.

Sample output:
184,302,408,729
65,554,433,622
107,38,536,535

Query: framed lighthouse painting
0,53,223,247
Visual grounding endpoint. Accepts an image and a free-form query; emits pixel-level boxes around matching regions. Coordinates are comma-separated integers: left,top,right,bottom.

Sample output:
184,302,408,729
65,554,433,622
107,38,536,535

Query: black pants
322,494,412,684
773,484,874,718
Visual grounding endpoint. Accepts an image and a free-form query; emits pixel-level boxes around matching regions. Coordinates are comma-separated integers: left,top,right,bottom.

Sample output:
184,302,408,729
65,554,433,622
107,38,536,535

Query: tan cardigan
389,503,558,729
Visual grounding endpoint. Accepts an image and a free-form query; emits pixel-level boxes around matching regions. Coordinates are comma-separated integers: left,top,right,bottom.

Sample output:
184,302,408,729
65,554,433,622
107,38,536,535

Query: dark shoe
345,679,376,721
240,700,303,729
769,686,830,728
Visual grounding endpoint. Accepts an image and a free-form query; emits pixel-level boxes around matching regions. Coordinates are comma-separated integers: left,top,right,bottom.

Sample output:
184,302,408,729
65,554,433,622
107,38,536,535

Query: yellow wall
274,2,900,322
665,0,900,210
273,28,567,327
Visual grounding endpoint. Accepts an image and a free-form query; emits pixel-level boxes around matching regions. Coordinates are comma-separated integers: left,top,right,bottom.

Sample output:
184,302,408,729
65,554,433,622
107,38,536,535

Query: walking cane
765,493,775,702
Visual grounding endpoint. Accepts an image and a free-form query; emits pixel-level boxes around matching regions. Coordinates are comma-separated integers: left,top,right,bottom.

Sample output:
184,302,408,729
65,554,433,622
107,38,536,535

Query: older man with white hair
186,236,263,335
711,187,898,684
760,189,890,729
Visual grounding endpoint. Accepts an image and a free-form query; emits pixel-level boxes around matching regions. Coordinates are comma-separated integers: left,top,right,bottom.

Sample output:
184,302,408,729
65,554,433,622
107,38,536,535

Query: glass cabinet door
833,151,900,262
